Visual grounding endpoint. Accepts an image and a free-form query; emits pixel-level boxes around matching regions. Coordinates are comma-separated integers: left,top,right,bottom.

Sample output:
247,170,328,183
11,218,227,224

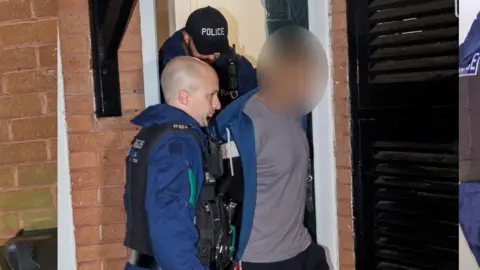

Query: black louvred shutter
347,0,459,269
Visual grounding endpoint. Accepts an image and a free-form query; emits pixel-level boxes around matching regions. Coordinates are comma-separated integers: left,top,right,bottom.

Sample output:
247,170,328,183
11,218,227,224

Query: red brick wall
331,0,355,269
0,0,58,244
57,1,145,269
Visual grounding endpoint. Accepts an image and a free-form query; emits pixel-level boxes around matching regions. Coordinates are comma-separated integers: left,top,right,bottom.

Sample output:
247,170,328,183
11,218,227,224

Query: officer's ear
178,89,190,105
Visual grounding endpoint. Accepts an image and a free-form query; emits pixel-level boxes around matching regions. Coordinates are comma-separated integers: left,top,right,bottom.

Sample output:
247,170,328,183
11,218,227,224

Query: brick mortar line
60,51,93,56
64,91,145,95
1,66,56,73
0,207,56,215
0,17,57,27
0,115,58,121
75,240,126,247
0,185,57,193
0,161,56,168
60,51,140,56
67,130,132,135
0,92,58,99
29,0,37,18
71,186,124,191
74,239,127,247
71,185,125,191
41,113,58,117
69,149,128,154
0,159,57,167
57,11,92,17
45,139,52,160
57,33,90,38
69,167,124,172
0,137,57,145
70,167,127,172
0,185,56,192
0,114,57,121
0,115,57,122
0,115,58,123
64,112,138,117
63,90,144,96
68,150,129,156
74,200,125,207
35,46,41,69
1,67,57,75
2,42,58,50
67,129,139,135
76,222,125,228
64,110,139,115
72,206,123,210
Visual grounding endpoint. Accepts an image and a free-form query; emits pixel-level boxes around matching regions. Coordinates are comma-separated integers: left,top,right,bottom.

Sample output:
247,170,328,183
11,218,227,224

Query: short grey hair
160,56,211,104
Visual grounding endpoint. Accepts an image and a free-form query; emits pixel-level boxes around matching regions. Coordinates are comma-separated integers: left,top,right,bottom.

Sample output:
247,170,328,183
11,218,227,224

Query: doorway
347,1,459,269
141,0,338,267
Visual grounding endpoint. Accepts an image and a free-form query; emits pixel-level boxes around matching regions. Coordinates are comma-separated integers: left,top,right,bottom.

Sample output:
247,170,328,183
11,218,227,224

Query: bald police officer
123,56,221,270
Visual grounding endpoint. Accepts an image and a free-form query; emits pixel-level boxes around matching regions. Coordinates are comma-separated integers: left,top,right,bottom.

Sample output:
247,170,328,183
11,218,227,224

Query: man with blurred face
123,56,222,270
213,26,329,270
158,6,258,107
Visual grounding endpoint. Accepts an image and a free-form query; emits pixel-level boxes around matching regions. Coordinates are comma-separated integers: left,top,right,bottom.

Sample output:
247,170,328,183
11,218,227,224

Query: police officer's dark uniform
157,6,258,109
460,11,480,265
122,105,237,270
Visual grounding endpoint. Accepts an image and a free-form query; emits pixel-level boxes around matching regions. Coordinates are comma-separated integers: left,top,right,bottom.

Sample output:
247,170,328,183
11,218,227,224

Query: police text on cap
201,28,225,36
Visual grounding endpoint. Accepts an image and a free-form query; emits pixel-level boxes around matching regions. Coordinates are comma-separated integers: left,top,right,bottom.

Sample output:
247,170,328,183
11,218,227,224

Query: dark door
347,1,459,269
263,0,317,241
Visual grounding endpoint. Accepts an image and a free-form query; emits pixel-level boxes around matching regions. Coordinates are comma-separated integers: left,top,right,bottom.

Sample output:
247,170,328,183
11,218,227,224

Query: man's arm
145,135,207,270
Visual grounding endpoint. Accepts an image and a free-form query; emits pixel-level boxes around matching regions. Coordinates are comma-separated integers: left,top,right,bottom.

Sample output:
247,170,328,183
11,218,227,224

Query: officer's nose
213,96,221,110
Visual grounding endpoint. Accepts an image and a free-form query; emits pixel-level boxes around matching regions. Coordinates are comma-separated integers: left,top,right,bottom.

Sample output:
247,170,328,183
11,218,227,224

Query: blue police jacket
460,11,480,69
212,88,309,263
212,89,259,262
124,104,209,270
459,11,480,266
158,29,258,96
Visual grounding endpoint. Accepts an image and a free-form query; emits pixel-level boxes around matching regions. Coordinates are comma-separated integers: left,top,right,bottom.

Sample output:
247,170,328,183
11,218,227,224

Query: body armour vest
123,123,237,269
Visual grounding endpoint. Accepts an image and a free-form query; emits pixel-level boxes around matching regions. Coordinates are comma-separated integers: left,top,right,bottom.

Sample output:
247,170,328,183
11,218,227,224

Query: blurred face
178,71,221,126
270,51,328,115
183,32,220,65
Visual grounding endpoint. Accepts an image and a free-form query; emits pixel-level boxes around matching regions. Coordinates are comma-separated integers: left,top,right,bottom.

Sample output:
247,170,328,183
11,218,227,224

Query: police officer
460,10,480,266
123,56,221,270
158,6,258,108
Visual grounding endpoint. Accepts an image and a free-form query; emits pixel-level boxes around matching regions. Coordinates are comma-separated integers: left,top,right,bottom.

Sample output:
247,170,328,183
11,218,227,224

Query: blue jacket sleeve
145,135,208,270
460,182,480,264
237,56,258,96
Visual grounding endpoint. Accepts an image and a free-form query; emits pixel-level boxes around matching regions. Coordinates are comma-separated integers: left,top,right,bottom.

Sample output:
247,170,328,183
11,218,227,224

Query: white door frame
57,27,78,270
138,1,338,269
139,0,161,107
307,0,339,269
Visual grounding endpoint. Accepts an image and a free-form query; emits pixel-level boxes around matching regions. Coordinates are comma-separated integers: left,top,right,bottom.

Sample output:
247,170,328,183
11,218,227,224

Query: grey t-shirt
241,95,312,263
